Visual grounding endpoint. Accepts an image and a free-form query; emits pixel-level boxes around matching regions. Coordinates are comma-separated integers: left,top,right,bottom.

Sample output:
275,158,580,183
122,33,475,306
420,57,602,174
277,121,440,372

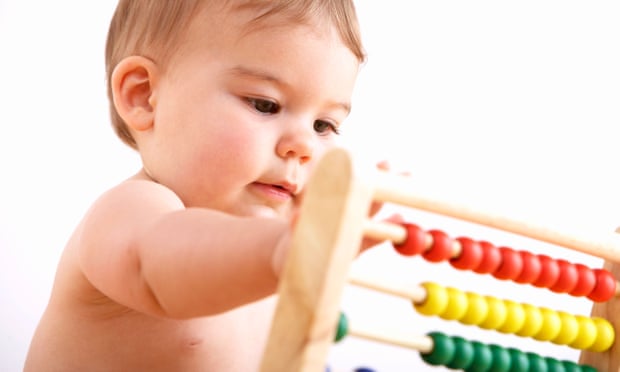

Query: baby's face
141,6,360,218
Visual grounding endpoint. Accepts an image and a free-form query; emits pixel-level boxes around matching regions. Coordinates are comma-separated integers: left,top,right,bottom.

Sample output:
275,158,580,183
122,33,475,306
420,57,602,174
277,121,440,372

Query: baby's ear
111,56,159,132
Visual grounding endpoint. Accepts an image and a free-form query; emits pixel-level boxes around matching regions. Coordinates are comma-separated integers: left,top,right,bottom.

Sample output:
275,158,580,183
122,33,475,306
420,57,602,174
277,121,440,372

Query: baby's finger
359,213,404,252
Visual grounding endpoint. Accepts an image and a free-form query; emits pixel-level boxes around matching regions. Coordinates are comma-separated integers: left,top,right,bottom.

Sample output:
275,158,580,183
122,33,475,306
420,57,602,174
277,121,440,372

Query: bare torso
25,225,276,372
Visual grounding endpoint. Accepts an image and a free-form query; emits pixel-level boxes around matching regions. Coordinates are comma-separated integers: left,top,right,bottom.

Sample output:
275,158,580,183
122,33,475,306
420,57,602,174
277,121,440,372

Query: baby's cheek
203,129,257,162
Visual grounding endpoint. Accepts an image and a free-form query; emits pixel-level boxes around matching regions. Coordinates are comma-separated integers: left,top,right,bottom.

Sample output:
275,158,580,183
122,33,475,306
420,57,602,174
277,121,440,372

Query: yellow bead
551,311,579,345
587,317,615,352
415,282,449,316
498,301,526,334
479,296,507,330
516,304,543,338
533,308,561,341
460,292,488,325
441,287,469,320
569,315,597,350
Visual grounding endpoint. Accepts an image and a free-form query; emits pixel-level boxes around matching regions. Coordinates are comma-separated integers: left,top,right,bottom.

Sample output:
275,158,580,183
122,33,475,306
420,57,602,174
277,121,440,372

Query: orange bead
393,223,427,256
515,251,542,284
473,241,502,274
532,255,560,289
424,230,454,262
493,247,524,281
550,260,579,294
450,237,483,271
569,264,596,297
588,269,616,302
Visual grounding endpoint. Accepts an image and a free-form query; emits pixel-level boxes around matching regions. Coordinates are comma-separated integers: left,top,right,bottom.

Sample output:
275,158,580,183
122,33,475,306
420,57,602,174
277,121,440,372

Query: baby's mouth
250,182,296,203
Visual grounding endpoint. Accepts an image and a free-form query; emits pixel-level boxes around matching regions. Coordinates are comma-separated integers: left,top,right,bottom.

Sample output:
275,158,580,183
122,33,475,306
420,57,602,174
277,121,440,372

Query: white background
1,1,619,371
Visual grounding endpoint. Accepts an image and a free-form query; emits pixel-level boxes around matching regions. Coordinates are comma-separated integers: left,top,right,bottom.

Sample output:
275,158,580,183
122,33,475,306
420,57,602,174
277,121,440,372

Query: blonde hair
105,0,366,149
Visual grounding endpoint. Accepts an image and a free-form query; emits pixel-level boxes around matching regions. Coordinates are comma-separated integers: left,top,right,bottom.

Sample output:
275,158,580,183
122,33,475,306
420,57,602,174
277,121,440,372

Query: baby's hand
360,160,409,252
366,160,390,217
273,160,411,274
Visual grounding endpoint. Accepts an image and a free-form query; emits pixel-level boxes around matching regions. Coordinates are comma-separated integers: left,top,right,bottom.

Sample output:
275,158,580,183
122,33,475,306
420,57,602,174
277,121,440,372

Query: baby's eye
313,120,340,135
247,98,280,114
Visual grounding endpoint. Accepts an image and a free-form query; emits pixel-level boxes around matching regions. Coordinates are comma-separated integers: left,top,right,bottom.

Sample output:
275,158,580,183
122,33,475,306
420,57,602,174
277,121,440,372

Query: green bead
489,344,512,372
544,357,566,372
507,348,529,372
446,336,475,369
465,341,493,372
559,361,582,372
334,312,348,342
526,352,548,372
421,332,455,366
579,365,598,372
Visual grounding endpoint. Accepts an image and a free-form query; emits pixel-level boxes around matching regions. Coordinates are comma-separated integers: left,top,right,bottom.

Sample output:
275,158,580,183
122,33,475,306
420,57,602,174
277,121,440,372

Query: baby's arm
78,179,290,319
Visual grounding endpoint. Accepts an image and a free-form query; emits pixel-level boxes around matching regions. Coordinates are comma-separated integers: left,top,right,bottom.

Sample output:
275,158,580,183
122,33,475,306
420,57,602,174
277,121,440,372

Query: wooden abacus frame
259,147,620,372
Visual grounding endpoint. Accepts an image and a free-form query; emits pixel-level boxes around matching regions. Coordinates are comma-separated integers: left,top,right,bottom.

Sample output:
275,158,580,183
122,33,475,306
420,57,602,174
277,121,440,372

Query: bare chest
27,297,277,372
112,298,278,371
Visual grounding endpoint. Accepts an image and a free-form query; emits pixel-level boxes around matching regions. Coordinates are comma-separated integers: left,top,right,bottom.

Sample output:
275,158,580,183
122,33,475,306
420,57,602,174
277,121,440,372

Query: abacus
259,148,620,372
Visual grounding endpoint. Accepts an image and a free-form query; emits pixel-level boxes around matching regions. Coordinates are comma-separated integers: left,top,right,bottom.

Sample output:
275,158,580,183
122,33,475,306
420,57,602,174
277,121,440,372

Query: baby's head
105,0,364,215
105,0,365,149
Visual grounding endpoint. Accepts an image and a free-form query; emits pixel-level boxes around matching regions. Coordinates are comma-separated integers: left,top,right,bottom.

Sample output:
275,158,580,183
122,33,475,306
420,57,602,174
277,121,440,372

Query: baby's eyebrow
227,65,352,114
227,65,282,83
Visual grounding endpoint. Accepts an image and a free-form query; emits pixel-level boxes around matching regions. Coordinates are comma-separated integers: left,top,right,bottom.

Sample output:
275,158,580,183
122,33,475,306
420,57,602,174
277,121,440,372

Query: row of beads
392,223,616,302
334,313,598,372
422,331,597,372
414,282,614,352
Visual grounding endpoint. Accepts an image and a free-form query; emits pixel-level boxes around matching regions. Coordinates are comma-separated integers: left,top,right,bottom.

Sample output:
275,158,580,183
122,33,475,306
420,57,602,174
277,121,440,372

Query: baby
25,1,377,371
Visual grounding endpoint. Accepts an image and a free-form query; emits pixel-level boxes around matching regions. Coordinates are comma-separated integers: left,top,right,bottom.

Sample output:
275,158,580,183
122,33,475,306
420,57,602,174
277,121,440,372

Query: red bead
423,229,454,262
450,237,483,270
569,264,597,297
393,223,428,256
550,260,579,294
493,247,524,280
515,251,542,284
473,241,502,274
532,255,560,289
588,269,617,302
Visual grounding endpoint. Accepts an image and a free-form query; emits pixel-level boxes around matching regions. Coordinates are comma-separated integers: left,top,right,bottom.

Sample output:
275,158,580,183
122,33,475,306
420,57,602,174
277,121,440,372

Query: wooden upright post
580,230,620,372
259,148,374,372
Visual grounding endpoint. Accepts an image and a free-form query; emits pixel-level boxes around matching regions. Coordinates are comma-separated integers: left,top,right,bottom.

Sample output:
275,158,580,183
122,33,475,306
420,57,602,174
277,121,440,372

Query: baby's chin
236,203,292,220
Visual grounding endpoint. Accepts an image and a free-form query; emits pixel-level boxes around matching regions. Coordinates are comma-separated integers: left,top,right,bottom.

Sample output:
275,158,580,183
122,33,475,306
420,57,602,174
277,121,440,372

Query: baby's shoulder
91,178,183,214
77,178,184,242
